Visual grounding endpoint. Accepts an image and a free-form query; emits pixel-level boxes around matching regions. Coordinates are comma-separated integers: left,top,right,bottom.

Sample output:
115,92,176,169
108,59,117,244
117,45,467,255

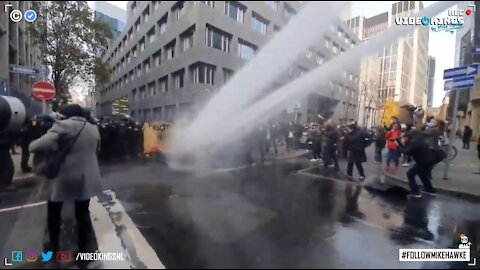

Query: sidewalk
265,145,310,160
365,139,480,198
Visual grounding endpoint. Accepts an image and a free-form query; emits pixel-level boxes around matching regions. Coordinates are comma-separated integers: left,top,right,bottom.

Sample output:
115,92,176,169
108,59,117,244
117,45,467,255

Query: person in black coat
0,131,14,190
374,126,386,163
462,125,473,149
345,122,369,180
401,130,436,197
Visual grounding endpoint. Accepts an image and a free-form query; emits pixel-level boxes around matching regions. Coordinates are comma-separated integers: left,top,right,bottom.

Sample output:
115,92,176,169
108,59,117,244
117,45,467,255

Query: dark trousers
402,153,412,164
324,145,339,169
0,150,14,188
347,159,365,178
265,138,278,155
312,141,322,159
374,146,383,162
20,143,30,171
406,163,435,195
463,140,470,149
47,200,91,252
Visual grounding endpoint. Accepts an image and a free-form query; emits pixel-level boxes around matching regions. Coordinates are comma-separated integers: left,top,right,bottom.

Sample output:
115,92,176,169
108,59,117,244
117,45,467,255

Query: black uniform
0,131,14,188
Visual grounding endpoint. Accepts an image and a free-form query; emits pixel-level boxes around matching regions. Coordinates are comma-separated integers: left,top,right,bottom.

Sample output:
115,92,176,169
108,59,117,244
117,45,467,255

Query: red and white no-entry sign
32,81,56,101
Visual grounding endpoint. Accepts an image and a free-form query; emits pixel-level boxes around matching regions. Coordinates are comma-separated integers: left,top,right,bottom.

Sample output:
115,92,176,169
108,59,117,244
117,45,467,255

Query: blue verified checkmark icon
24,10,37,23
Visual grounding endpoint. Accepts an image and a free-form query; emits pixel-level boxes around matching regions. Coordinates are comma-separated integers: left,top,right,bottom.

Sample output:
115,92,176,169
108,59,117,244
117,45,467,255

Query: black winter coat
346,129,369,163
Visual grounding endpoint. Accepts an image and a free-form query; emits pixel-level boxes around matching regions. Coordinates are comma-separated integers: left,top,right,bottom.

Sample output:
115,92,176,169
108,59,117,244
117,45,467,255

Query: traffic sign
443,64,479,80
9,64,40,75
444,76,476,90
32,81,56,101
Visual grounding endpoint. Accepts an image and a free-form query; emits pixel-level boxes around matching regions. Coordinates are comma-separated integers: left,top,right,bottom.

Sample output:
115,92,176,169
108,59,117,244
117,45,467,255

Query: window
332,42,339,53
139,86,146,99
305,50,313,59
225,1,245,23
351,41,356,48
153,107,162,120
135,17,141,32
128,28,133,41
238,39,256,60
136,64,142,77
148,81,156,96
265,1,278,11
298,66,308,76
252,13,268,35
123,74,128,84
132,45,138,57
126,52,131,64
324,37,330,48
132,89,138,101
143,58,150,73
153,49,161,66
147,26,155,43
274,25,281,32
181,26,195,52
139,37,145,51
195,1,214,7
173,69,185,89
284,3,296,19
143,5,150,23
152,1,161,10
131,1,137,14
206,25,231,52
315,53,324,65
165,40,176,60
190,62,215,85
172,1,185,20
337,26,344,38
158,14,168,34
129,70,134,81
159,76,168,93
223,68,233,83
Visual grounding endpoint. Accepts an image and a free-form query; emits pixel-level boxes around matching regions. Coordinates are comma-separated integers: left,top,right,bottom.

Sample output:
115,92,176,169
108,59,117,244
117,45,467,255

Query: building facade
0,1,44,114
346,1,430,126
93,2,127,40
96,1,360,123
426,56,435,108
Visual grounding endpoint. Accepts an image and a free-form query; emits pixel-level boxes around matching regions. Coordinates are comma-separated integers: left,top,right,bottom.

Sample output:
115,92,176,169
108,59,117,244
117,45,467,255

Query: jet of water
182,1,347,147
171,1,458,169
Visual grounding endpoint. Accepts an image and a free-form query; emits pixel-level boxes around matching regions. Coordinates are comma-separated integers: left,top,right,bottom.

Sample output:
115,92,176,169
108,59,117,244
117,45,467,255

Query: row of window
103,62,234,98
109,1,291,65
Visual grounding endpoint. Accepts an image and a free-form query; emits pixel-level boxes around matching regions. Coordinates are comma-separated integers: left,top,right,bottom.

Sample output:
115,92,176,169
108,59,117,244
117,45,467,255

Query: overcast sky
104,1,455,107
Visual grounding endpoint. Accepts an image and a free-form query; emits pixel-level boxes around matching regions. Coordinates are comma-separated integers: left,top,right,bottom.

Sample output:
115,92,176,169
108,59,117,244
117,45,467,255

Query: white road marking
101,190,165,269
0,201,46,213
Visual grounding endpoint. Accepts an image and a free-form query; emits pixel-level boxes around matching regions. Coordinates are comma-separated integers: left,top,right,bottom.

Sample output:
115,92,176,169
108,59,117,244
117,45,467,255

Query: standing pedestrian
322,120,339,170
462,125,473,149
308,124,322,161
385,123,401,172
400,130,437,198
345,122,368,181
374,126,386,164
30,104,102,254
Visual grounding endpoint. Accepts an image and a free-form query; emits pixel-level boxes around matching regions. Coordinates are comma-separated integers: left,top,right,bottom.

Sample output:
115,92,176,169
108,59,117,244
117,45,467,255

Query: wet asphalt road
101,158,480,269
1,157,480,269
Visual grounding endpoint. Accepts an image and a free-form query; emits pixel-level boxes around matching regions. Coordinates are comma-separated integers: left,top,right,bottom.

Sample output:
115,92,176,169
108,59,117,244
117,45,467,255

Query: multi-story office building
0,1,44,114
96,1,360,123
346,1,430,126
93,2,127,40
426,56,435,108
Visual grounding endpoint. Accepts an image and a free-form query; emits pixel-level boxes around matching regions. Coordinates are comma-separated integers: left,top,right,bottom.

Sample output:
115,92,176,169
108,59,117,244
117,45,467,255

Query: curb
383,171,480,201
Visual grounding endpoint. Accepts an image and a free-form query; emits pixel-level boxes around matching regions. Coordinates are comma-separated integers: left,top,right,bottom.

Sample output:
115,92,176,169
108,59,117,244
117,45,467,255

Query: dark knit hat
58,104,84,119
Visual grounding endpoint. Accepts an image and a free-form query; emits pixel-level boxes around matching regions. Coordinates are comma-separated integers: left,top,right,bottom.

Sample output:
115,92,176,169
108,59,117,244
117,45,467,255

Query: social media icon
41,251,53,262
24,10,37,23
11,251,23,262
10,9,22,23
26,251,37,262
56,251,72,263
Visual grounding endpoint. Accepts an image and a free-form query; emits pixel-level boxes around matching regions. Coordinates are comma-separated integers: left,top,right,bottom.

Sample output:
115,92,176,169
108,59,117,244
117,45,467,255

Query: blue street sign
443,64,479,80
444,76,476,90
